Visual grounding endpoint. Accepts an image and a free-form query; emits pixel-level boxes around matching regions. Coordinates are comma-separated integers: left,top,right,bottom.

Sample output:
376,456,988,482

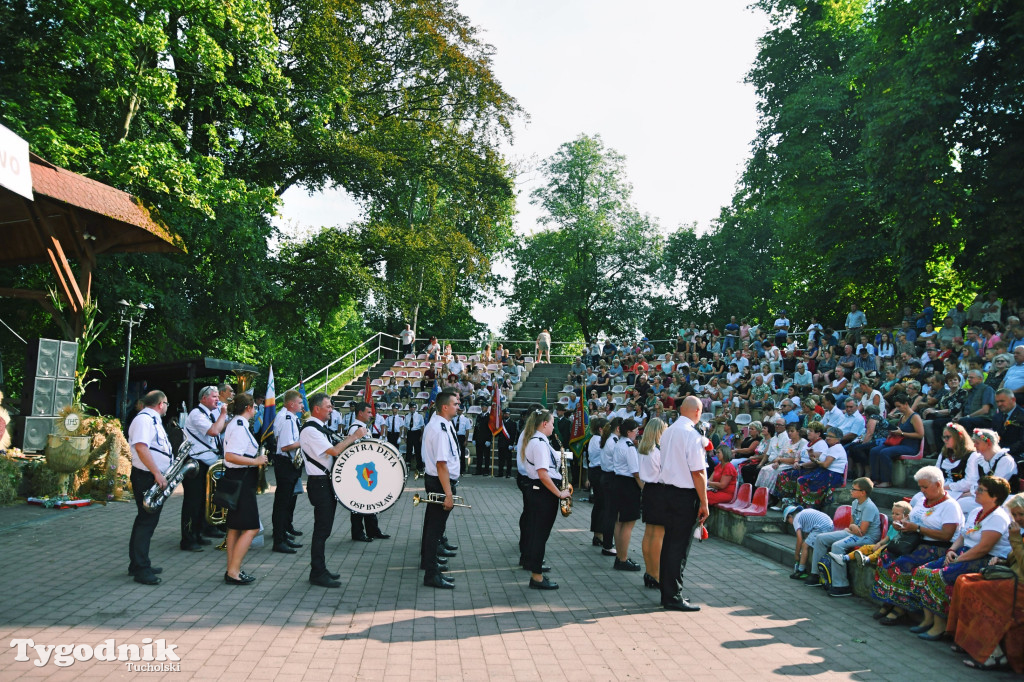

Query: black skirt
225,467,260,531
613,474,642,523
641,482,669,526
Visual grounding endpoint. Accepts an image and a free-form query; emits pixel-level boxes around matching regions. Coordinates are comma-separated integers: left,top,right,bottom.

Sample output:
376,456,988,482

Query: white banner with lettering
0,123,33,200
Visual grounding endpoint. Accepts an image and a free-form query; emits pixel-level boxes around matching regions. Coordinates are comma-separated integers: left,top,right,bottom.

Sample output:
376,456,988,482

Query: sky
276,1,770,332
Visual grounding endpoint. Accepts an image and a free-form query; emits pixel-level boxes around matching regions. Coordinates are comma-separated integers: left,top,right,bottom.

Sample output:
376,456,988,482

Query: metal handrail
278,332,400,399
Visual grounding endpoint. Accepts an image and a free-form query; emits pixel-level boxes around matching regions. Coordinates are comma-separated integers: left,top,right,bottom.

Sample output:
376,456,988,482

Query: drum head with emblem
331,439,407,513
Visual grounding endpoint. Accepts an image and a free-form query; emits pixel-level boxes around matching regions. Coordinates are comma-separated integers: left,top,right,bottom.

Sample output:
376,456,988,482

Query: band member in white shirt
347,403,391,542
271,390,305,554
127,391,173,585
420,390,463,588
520,408,572,590
298,392,366,587
222,394,267,585
181,385,227,551
406,404,426,475
385,405,405,453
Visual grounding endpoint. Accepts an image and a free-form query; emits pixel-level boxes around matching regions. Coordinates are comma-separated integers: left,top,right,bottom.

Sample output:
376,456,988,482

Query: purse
212,477,242,510
981,564,1019,616
883,431,904,447
888,531,922,557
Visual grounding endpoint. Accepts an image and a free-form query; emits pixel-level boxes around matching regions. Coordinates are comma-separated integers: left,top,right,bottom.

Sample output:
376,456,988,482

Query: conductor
650,396,709,611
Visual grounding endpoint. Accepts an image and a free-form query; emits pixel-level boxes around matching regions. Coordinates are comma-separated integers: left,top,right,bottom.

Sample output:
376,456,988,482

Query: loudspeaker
30,377,56,416
21,416,54,452
57,341,78,379
53,378,75,413
32,338,60,377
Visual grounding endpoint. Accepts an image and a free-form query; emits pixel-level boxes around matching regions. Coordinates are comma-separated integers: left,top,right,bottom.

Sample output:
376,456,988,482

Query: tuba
205,460,228,528
558,448,573,517
143,440,199,513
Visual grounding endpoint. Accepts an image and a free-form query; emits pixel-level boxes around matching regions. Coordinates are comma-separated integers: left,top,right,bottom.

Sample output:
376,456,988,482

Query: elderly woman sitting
872,465,964,625
905,476,1014,643
946,492,1024,672
947,428,1020,514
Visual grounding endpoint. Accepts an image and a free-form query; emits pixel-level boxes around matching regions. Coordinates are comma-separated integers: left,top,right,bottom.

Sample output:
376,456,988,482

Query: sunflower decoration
54,404,88,438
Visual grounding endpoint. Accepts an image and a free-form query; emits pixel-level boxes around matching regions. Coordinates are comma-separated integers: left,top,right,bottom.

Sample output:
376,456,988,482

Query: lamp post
118,300,153,427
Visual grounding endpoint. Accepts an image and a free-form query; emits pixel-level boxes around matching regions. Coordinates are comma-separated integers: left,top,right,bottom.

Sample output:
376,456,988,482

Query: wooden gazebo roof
0,153,183,335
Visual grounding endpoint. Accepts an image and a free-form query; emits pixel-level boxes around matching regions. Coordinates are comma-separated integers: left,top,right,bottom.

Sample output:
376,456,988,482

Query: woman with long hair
638,418,667,590
706,446,737,506
868,393,925,488
519,409,572,590
587,418,609,548
222,394,268,585
936,423,974,486
610,419,642,571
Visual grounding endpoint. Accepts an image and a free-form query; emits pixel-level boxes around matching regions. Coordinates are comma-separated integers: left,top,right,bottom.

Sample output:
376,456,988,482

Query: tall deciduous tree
503,135,663,343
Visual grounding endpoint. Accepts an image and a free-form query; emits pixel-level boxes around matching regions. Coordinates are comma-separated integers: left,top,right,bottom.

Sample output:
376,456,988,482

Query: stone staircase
507,363,572,416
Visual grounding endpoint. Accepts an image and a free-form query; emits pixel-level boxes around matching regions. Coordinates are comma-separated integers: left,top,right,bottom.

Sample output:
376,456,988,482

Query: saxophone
143,440,199,513
559,448,573,516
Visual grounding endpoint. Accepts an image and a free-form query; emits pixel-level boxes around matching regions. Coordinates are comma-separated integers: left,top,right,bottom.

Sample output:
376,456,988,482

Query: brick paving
0,473,1017,681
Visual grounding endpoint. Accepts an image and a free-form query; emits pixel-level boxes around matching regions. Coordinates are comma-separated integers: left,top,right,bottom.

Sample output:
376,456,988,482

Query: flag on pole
363,373,375,418
297,377,310,416
541,380,548,408
569,396,589,456
429,378,440,404
489,381,509,438
258,364,277,446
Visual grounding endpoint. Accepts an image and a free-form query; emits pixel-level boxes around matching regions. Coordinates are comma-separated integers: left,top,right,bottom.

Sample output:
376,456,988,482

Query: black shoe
328,571,341,580
614,559,641,572
592,537,602,546
437,548,457,558
309,573,341,588
287,528,303,537
285,538,303,549
128,565,163,576
224,573,255,585
202,527,226,538
643,573,660,589
424,574,455,589
272,543,297,554
353,535,373,543
133,572,161,585
180,542,205,552
195,536,213,546
662,598,700,612
419,560,448,570
529,577,559,590
369,532,390,540
601,548,617,556
240,571,255,582
443,542,459,551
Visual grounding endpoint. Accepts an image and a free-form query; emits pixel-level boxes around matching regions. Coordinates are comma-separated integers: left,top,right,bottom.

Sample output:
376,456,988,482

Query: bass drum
331,439,408,513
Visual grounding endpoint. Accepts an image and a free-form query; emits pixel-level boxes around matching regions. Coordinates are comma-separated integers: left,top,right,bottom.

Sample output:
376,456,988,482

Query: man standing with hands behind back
420,390,462,589
271,390,305,554
652,395,709,611
128,390,173,585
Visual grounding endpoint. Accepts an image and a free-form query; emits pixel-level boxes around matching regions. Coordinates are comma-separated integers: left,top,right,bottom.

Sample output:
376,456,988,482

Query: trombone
412,492,472,509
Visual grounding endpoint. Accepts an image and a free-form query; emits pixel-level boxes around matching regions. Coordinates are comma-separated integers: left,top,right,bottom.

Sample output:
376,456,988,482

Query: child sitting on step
845,500,911,565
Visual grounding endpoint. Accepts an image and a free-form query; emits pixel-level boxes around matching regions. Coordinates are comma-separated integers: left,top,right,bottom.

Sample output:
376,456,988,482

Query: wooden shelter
0,153,183,336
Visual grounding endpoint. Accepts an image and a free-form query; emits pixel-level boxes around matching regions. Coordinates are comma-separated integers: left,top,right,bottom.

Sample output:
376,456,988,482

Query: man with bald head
650,395,709,612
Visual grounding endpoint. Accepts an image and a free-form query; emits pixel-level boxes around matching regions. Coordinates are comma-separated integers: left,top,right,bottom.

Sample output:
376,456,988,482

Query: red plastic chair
832,504,852,531
736,487,769,516
901,437,925,460
878,513,889,540
718,484,752,511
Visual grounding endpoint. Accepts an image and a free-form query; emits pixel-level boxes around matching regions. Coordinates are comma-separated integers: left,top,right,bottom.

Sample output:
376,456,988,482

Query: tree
503,135,663,343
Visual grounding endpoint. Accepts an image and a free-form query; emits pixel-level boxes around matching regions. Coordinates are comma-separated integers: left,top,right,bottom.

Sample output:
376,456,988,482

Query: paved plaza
0,473,1016,681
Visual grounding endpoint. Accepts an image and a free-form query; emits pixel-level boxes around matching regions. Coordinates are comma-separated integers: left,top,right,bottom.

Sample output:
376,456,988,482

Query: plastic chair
735,413,752,426
718,483,752,511
468,406,482,414
833,504,852,531
901,437,925,460
370,378,384,387
611,385,626,394
878,513,889,541
737,487,769,516
415,391,430,401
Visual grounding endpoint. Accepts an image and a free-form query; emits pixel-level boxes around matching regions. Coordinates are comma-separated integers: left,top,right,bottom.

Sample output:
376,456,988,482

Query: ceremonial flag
429,378,440,404
569,396,589,456
297,377,310,415
489,381,509,438
541,380,548,408
363,373,375,418
258,364,276,445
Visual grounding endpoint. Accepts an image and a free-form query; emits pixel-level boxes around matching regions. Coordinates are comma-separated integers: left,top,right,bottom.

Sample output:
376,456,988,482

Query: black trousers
600,471,618,548
401,342,413,358
351,511,381,539
475,443,493,475
498,447,514,477
523,484,558,574
387,432,401,453
589,466,605,535
659,486,700,605
457,435,468,473
129,467,162,574
272,454,302,543
407,430,423,472
306,476,336,578
180,459,210,543
517,473,532,557
420,475,457,578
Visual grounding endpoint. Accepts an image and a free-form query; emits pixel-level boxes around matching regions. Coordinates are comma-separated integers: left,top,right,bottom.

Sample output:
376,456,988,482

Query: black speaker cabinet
20,416,54,452
53,378,75,413
57,340,78,379
29,376,56,416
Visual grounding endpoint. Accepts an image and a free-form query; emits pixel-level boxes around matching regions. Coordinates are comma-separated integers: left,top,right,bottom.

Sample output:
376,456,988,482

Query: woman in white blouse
638,419,667,590
222,394,268,585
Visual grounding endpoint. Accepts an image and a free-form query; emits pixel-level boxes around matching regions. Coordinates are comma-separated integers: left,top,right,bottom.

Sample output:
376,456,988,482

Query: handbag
888,531,922,557
883,431,904,447
212,477,241,510
980,564,1019,616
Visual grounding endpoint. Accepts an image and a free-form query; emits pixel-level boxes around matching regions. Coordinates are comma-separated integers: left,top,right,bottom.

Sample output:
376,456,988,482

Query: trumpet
412,492,472,509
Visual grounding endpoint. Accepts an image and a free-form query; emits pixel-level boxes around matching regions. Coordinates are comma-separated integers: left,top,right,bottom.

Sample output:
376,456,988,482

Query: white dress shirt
421,413,461,479
656,416,706,488
129,407,172,472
